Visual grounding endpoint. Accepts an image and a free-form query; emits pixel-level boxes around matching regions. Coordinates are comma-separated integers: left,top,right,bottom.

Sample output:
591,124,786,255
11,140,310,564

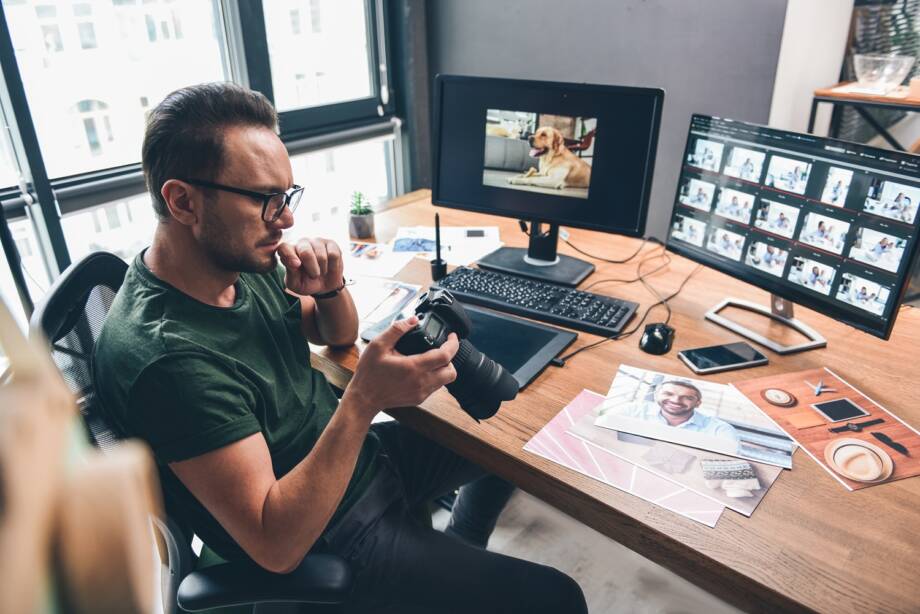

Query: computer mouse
639,323,675,355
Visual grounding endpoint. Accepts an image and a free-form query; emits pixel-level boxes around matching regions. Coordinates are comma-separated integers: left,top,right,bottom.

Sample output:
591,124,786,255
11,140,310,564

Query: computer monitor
432,75,664,286
666,114,920,352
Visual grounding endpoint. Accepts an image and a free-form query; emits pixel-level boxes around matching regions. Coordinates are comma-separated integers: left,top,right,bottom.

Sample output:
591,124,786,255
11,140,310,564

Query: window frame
237,0,395,141
0,0,401,322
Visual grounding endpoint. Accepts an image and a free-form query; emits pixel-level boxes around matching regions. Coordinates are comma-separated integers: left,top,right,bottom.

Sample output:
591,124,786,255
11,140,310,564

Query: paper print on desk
352,277,420,328
344,242,414,279
391,226,503,266
594,366,796,469
733,368,920,491
523,390,724,528
569,412,782,517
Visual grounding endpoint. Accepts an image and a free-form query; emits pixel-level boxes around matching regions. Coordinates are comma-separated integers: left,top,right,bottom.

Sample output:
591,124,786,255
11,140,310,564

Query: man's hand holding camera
342,317,460,422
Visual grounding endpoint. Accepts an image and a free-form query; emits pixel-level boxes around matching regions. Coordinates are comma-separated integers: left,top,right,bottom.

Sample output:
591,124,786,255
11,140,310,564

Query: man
807,266,826,289
772,211,790,232
612,381,739,445
740,157,755,180
93,83,586,613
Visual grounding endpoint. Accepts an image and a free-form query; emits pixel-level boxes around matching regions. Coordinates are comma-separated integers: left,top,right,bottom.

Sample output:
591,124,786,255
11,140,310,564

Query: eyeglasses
183,178,304,222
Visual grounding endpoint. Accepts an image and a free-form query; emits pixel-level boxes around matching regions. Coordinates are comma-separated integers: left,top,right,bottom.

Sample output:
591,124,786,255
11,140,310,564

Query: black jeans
319,422,587,614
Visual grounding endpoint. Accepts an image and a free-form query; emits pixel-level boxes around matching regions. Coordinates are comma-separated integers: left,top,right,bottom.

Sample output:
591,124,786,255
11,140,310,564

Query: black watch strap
829,417,884,433
312,278,348,300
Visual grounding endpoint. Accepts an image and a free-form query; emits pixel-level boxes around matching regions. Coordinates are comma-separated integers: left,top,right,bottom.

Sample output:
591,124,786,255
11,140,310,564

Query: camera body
395,289,472,354
396,289,518,420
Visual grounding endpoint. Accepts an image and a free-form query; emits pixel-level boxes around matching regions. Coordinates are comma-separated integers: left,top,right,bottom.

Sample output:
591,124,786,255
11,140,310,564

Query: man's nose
270,204,295,230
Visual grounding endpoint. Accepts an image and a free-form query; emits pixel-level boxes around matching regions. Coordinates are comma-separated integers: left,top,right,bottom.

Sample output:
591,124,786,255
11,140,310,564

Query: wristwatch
828,418,885,433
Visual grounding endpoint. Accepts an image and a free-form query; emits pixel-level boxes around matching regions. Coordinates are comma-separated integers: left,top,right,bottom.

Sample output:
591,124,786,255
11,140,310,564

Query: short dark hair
142,82,278,220
656,380,702,401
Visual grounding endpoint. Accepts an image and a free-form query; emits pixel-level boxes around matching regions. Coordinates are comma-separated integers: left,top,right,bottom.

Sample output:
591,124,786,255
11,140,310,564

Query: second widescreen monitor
667,115,920,339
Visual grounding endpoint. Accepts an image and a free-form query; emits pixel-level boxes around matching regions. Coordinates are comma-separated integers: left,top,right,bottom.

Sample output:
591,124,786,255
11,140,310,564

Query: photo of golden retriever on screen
482,110,595,199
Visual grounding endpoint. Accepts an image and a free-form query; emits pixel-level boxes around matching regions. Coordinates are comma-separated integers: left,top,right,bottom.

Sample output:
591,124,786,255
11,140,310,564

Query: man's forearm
258,393,372,572
311,290,359,346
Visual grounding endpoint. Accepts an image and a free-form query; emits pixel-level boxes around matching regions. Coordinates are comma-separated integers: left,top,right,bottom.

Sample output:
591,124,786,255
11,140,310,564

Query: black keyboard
434,267,638,337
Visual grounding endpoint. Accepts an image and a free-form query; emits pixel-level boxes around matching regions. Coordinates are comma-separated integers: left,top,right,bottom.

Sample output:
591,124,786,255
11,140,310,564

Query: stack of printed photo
525,365,797,526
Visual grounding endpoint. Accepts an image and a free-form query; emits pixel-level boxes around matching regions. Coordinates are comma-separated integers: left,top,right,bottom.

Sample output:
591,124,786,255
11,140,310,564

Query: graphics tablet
463,305,577,390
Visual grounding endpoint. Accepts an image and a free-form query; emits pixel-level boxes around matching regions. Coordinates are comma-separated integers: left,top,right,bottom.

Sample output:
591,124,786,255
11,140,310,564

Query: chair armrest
176,554,352,612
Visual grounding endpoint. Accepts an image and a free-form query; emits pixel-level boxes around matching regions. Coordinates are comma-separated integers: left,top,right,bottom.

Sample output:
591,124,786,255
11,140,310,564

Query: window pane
286,137,393,241
0,247,28,337
61,192,157,263
8,216,52,306
263,0,373,112
4,0,228,178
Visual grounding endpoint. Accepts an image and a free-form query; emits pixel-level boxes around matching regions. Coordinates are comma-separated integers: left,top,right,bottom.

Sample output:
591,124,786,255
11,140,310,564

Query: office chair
30,250,352,613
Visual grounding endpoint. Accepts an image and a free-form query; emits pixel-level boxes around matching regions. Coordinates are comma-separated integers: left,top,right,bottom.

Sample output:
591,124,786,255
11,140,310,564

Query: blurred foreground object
0,297,160,613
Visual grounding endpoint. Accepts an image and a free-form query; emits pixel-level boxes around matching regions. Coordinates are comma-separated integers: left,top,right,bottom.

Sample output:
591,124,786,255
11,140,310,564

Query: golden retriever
508,126,592,190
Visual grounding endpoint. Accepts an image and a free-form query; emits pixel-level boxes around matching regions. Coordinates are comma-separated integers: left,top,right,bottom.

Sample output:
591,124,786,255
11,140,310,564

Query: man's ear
160,179,199,225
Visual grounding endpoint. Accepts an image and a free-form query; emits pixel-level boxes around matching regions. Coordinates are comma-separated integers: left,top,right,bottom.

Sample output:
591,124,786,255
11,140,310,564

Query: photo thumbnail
788,256,836,296
820,167,853,207
765,155,812,195
835,273,891,316
745,241,788,277
687,138,724,172
714,187,755,224
724,146,766,182
678,177,716,212
671,214,707,247
483,109,595,199
798,212,850,255
753,200,800,239
863,178,920,224
706,227,745,261
848,227,907,274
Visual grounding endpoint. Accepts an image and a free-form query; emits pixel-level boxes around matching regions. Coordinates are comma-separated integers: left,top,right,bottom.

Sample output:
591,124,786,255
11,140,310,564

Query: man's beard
199,213,277,274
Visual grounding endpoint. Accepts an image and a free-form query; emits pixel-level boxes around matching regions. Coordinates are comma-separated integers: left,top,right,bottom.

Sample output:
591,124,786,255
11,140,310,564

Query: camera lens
446,339,519,420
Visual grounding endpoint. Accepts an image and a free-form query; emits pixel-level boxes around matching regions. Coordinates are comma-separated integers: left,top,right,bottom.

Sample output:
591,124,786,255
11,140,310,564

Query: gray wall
425,0,789,238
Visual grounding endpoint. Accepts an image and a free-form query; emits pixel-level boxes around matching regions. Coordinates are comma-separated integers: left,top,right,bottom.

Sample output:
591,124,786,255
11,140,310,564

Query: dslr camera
395,289,519,420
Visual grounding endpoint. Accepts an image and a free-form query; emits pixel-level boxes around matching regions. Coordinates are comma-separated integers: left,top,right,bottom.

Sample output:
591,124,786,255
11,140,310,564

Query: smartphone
678,341,768,375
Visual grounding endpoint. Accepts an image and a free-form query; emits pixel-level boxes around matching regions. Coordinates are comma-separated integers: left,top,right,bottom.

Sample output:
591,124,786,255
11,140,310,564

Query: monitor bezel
431,74,665,238
665,113,920,341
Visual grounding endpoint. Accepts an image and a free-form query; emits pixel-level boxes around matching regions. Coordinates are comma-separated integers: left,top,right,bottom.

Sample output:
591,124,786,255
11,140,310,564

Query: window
74,100,113,157
0,0,398,323
262,0,373,112
6,0,228,178
310,0,322,34
286,137,394,240
61,192,158,263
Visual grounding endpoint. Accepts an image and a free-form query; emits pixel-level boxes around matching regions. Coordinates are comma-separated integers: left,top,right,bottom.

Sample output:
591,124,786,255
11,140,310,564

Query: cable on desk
518,219,651,264
550,262,702,367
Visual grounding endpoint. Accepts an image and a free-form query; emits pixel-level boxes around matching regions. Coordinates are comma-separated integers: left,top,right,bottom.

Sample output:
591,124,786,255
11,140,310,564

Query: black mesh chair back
29,251,127,451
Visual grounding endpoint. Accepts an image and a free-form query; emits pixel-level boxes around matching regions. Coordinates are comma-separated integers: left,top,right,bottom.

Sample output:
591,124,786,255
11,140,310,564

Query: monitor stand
705,295,827,354
476,221,594,287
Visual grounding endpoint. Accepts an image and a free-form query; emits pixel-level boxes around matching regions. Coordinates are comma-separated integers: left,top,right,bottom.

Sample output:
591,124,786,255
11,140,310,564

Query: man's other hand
342,317,460,420
278,238,344,296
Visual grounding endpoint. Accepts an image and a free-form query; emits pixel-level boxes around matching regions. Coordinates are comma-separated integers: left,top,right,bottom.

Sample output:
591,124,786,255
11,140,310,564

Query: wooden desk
313,190,920,614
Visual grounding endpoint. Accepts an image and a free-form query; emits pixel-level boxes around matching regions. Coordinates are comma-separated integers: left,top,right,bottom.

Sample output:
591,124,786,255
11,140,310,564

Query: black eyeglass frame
183,178,304,222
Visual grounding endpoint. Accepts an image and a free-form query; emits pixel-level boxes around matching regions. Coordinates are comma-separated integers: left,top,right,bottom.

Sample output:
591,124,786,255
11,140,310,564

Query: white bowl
854,53,915,93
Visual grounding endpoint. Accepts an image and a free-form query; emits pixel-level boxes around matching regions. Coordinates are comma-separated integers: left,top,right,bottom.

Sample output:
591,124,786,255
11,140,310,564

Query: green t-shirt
93,252,380,561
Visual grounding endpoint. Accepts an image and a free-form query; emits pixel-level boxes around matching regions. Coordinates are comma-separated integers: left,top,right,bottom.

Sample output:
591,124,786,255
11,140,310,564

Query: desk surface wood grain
312,191,920,614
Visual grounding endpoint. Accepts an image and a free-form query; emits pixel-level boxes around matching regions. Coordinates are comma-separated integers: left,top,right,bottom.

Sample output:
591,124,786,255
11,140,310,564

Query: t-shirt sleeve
127,353,262,463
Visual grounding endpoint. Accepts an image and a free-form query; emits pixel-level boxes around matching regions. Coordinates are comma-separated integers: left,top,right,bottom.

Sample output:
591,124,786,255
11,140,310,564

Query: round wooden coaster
761,387,797,407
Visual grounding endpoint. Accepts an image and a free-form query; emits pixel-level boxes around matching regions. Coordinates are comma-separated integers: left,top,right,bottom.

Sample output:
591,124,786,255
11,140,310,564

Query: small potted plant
348,191,375,239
